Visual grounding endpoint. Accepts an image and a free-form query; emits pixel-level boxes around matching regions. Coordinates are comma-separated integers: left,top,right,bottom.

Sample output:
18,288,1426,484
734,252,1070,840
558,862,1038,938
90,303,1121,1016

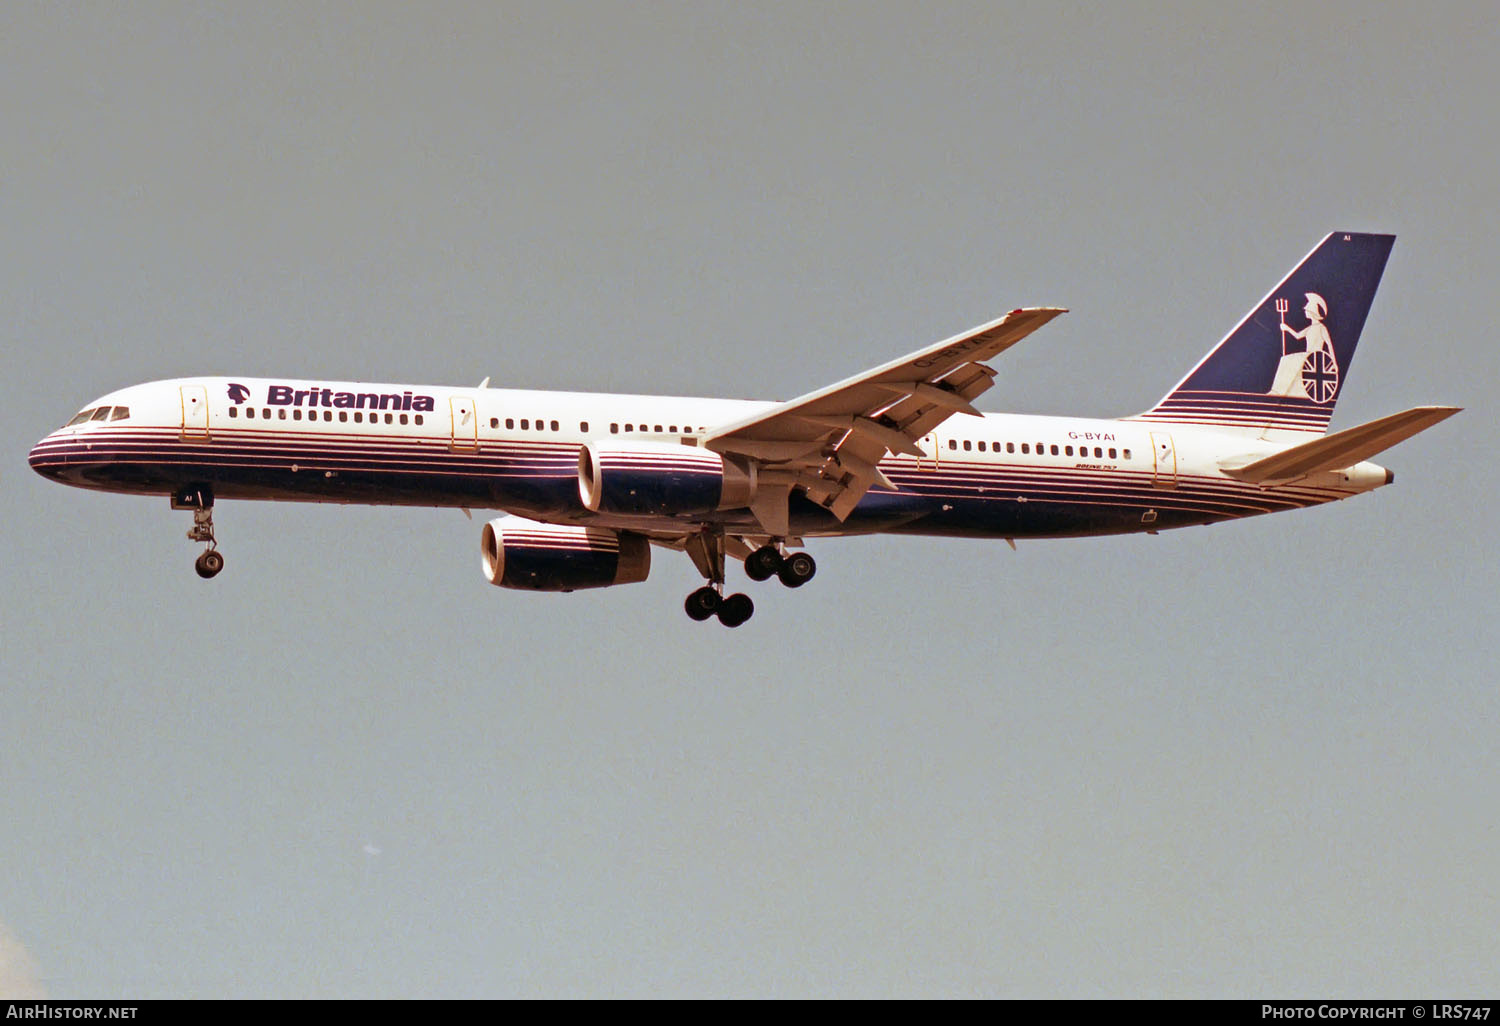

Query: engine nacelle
578,441,756,516
480,517,651,592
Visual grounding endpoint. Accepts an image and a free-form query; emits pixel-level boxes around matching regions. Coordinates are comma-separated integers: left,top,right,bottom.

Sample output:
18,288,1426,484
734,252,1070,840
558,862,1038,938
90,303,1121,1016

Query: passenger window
385,413,393,424
948,439,957,450
278,409,287,419
1050,444,1059,455
963,440,972,451
293,409,302,421
521,419,529,430
654,424,663,433
490,417,498,428
1109,448,1117,459
670,425,678,433
611,423,619,434
324,411,333,422
580,422,589,433
624,424,633,432
1007,442,1015,453
400,413,408,425
1065,445,1073,456
1123,448,1132,459
414,414,423,425
977,441,986,452
339,411,348,422
1021,443,1029,454
1094,447,1103,458
354,412,362,423
228,407,238,419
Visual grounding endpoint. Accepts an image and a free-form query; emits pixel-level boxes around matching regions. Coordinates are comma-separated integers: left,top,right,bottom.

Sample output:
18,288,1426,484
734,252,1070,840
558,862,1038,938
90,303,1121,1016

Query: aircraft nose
29,431,64,479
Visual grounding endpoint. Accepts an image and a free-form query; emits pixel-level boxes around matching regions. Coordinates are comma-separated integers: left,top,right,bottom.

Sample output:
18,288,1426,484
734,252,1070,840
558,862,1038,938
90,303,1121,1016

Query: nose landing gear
194,547,224,579
173,485,223,579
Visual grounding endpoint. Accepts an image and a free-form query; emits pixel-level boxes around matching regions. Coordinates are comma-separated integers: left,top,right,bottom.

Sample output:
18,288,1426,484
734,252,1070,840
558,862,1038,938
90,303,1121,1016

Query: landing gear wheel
717,593,754,627
777,551,816,588
195,549,224,579
684,586,721,621
745,545,783,582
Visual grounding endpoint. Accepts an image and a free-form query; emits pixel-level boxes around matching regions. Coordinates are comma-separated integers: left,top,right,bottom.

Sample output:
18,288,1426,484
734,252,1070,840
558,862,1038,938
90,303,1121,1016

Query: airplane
29,231,1459,627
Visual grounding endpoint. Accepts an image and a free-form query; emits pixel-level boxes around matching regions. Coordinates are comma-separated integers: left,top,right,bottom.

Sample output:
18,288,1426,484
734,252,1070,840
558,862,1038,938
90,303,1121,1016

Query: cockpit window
66,409,95,426
90,407,113,421
109,406,130,421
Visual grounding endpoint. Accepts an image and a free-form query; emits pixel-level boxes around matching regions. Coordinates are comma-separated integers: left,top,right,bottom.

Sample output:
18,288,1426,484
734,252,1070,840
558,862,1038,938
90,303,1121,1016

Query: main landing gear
681,534,817,627
684,586,753,628
172,485,224,579
744,545,816,588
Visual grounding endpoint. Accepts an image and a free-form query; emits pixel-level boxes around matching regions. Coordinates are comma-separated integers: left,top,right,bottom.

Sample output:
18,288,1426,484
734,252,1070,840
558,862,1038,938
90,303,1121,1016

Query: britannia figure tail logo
1270,292,1339,403
226,383,250,405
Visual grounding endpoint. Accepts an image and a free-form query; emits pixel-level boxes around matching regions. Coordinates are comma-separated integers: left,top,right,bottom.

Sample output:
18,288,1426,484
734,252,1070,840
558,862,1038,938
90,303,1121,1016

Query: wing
704,307,1066,533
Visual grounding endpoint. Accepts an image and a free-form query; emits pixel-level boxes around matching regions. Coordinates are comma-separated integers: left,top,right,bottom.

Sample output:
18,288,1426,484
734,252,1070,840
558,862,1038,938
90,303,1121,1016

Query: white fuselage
29,376,1389,542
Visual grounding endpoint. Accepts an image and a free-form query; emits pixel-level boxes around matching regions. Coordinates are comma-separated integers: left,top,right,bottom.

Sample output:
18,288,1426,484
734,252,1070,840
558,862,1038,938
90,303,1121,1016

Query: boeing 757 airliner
30,232,1458,626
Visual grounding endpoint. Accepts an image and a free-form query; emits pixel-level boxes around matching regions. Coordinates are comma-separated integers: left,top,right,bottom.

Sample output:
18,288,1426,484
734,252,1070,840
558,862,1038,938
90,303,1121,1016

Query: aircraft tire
195,550,224,579
685,586,720,621
777,552,816,588
745,546,782,582
717,593,754,627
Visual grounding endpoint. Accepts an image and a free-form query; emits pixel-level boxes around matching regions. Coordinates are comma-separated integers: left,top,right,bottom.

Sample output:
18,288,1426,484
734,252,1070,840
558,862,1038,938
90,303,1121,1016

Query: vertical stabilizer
1133,232,1395,437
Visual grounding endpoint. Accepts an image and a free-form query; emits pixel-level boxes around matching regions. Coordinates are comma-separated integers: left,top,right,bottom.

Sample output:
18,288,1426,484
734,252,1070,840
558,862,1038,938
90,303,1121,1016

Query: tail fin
1134,232,1395,437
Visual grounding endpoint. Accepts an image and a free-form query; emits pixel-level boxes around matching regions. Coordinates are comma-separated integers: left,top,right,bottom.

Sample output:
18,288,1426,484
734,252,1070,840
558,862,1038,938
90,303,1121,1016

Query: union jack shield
1301,349,1340,404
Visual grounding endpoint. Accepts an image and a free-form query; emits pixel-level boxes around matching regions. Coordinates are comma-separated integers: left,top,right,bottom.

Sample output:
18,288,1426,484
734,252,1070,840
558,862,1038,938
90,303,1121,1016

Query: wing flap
704,307,1065,528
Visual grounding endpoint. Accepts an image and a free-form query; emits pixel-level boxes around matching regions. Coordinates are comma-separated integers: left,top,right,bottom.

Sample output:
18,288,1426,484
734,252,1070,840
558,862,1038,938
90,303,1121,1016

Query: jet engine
578,441,756,516
480,516,650,592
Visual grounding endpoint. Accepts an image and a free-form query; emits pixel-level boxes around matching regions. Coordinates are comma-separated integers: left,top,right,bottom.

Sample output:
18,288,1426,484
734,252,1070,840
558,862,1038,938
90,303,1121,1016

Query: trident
1275,297,1290,355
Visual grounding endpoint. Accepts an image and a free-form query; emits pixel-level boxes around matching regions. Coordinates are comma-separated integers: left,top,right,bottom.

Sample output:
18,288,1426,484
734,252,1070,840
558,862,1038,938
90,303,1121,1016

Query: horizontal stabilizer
1222,405,1461,483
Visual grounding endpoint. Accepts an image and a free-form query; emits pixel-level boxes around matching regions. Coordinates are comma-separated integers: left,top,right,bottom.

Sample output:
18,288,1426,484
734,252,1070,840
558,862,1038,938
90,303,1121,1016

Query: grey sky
2,1,1495,997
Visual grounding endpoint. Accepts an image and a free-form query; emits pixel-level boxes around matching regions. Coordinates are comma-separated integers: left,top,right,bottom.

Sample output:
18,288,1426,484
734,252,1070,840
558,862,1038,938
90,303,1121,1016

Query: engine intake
578,441,756,516
480,517,650,592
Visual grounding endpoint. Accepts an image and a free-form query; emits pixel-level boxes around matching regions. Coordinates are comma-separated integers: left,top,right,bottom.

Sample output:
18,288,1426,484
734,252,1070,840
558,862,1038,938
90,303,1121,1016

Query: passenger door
450,396,479,451
180,385,209,439
1150,432,1177,488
